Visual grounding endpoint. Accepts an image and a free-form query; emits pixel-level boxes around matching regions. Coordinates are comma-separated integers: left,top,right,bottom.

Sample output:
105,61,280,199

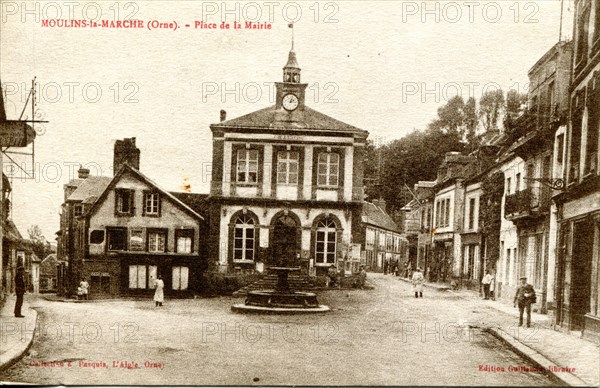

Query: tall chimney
77,166,90,179
220,110,227,122
113,137,140,175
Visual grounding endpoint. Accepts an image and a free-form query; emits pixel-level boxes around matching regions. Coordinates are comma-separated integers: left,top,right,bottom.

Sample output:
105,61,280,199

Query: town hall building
206,48,369,275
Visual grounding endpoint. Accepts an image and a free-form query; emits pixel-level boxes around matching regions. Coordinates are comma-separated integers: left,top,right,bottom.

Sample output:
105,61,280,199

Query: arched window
234,215,255,261
315,218,337,264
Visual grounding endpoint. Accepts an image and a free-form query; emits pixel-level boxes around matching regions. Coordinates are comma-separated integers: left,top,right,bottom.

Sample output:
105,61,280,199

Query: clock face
282,93,299,111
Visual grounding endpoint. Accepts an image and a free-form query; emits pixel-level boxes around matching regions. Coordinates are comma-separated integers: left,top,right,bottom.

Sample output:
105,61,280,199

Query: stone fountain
231,266,330,314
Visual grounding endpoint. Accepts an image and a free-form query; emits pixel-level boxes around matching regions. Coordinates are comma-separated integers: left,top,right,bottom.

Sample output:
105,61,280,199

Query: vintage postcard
0,0,599,386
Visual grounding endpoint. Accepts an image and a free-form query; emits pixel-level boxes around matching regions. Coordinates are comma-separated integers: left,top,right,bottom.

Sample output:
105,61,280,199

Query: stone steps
233,275,319,296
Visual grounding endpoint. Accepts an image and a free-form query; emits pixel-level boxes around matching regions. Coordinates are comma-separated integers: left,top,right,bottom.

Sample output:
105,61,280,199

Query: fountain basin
231,267,330,314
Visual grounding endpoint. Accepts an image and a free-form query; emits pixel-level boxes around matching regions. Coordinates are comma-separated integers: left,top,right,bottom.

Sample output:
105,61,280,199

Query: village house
460,178,482,289
430,152,476,282
399,195,421,272
359,200,406,273
59,138,207,298
206,48,369,276
553,0,600,342
39,253,59,293
414,181,435,278
498,41,572,314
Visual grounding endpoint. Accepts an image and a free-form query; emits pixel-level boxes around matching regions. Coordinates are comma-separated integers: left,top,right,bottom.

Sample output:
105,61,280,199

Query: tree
364,127,464,220
27,224,52,260
430,96,466,138
505,89,527,120
479,89,505,132
463,97,478,150
363,139,382,201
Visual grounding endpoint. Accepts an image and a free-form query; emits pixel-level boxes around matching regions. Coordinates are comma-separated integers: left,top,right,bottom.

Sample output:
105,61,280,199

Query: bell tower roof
284,50,300,70
283,50,301,83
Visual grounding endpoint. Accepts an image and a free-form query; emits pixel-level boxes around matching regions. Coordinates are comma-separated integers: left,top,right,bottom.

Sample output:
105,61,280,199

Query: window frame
147,228,168,253
233,215,256,262
236,149,259,185
468,197,476,231
315,218,337,265
115,188,135,216
175,229,195,254
128,264,157,289
276,150,300,185
575,4,591,69
172,266,189,290
316,152,340,188
106,227,128,252
143,191,161,217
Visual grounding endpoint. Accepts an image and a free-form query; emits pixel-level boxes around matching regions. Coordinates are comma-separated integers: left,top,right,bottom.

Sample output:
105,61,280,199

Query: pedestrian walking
412,267,424,298
357,265,367,289
489,272,496,301
513,276,536,327
154,275,164,307
14,263,25,317
482,270,492,299
79,279,89,300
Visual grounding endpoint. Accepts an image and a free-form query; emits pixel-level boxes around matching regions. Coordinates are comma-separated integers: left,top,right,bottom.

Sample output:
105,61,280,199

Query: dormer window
115,189,135,216
74,205,83,217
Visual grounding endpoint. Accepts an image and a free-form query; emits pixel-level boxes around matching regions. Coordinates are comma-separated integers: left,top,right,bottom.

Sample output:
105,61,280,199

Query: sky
0,0,573,240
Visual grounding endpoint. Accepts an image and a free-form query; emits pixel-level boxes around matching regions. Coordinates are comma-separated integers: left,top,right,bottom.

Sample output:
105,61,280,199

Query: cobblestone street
1,274,564,385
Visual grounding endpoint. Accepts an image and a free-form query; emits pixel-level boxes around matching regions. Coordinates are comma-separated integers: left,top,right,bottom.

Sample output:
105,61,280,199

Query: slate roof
3,220,24,242
170,192,210,217
41,253,57,264
67,176,112,203
212,105,367,135
362,201,400,233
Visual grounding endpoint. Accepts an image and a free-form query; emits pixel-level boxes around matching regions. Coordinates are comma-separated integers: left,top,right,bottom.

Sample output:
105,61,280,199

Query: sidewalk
400,277,600,386
0,295,38,373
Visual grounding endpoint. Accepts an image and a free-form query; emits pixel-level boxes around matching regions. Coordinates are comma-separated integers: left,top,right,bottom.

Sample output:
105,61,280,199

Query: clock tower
275,50,308,116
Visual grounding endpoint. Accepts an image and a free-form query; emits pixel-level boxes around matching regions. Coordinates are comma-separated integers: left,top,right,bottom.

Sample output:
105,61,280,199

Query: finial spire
288,22,294,51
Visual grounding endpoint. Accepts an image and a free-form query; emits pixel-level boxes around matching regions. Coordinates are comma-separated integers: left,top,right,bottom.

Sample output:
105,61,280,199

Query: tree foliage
27,224,53,260
479,171,505,270
364,89,519,223
479,89,505,132
365,127,464,219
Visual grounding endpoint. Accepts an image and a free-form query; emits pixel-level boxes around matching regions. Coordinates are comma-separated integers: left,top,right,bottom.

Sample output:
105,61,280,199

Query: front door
272,215,299,267
570,220,594,330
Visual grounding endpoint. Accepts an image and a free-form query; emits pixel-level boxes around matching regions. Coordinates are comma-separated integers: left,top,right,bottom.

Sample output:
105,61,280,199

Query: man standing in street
481,270,492,300
513,276,536,327
14,263,25,317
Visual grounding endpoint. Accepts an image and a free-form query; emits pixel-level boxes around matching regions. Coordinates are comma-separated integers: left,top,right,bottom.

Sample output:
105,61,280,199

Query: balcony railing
504,187,549,221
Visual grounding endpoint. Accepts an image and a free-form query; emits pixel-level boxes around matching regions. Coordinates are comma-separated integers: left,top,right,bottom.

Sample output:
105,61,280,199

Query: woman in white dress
412,267,424,298
154,275,164,307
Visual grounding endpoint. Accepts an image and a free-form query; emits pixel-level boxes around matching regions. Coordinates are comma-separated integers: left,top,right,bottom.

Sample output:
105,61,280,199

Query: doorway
271,214,300,267
570,219,594,330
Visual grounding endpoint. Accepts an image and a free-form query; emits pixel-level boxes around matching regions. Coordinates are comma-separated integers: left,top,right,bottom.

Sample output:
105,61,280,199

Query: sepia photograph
0,0,599,386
